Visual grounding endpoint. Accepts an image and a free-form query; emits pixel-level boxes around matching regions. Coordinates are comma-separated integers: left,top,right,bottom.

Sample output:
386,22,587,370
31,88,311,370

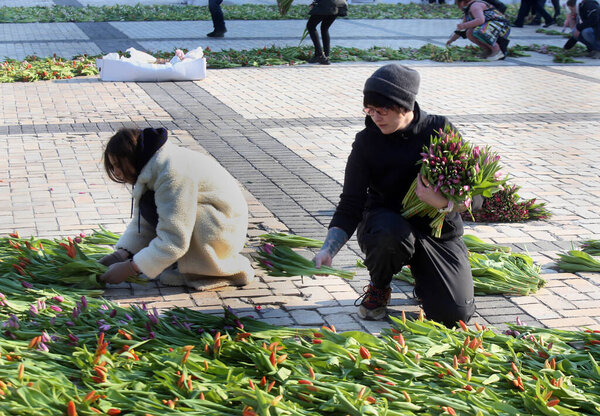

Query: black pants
209,0,226,32
357,208,475,327
306,15,337,57
514,0,535,25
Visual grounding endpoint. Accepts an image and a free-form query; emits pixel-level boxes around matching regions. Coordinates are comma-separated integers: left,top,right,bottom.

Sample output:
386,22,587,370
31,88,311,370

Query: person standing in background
306,0,348,65
207,0,227,37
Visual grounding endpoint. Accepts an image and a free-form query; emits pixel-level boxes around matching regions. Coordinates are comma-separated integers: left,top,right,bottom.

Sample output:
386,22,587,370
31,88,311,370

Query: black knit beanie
363,64,420,111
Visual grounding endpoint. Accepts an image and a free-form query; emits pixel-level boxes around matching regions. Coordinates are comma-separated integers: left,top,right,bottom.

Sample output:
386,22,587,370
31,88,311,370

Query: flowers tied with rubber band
402,127,506,237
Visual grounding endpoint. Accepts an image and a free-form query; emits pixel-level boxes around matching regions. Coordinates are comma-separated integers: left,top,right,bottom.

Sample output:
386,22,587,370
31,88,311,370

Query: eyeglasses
363,107,390,117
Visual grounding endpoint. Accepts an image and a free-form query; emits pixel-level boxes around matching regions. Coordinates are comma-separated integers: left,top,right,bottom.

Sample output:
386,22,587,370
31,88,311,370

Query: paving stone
289,310,325,326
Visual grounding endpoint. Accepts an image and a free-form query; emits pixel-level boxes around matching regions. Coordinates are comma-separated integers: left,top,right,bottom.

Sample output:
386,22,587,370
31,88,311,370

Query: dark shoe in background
319,55,331,65
587,50,600,59
497,37,509,57
526,19,541,25
307,54,323,64
543,18,556,28
207,30,226,38
563,37,578,50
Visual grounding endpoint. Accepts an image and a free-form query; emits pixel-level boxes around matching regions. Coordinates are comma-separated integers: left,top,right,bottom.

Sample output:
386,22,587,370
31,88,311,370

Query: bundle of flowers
581,239,600,256
556,250,600,273
1,229,144,289
402,127,506,238
258,232,323,248
462,184,551,223
392,235,545,295
254,243,355,279
0,230,599,415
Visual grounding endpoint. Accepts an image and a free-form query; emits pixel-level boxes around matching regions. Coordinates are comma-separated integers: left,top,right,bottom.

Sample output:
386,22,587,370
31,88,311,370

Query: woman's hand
415,174,451,210
99,260,139,284
98,248,130,267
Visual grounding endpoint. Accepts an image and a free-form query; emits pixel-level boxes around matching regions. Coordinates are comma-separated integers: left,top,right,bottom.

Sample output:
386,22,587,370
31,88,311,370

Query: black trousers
357,208,475,327
306,15,337,57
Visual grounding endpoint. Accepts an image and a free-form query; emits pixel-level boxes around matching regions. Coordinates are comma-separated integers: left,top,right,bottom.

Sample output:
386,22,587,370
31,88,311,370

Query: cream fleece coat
115,142,252,281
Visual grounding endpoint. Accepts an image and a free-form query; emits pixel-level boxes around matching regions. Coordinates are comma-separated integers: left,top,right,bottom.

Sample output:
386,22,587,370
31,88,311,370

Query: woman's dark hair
566,0,576,7
363,91,408,114
103,128,141,183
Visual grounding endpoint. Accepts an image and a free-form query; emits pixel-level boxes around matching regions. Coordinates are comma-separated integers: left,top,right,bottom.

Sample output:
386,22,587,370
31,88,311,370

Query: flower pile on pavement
557,240,600,273
0,229,599,414
0,55,98,83
393,234,546,296
462,183,551,223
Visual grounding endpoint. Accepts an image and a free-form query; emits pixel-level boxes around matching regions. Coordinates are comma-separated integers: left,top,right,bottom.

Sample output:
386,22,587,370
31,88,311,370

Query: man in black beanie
313,64,475,328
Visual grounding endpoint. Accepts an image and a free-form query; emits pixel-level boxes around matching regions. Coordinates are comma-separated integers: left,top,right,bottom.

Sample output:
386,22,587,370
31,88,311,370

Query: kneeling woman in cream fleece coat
98,127,254,290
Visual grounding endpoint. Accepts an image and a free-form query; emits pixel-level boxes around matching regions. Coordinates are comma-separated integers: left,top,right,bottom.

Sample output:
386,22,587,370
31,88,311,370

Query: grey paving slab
0,23,90,42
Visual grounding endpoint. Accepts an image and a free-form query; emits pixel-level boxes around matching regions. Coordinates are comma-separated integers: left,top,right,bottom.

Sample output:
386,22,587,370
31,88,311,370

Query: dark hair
103,128,141,183
363,91,409,114
566,0,576,7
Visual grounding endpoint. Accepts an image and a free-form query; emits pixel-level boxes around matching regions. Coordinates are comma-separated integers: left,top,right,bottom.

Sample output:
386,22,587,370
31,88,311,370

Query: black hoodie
329,102,464,240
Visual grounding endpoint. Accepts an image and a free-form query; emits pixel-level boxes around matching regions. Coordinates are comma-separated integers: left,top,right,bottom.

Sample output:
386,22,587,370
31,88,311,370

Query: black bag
485,0,507,13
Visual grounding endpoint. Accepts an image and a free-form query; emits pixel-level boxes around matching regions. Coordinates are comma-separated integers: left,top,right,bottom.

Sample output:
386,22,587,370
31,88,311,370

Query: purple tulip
124,313,133,321
80,296,88,309
21,281,33,289
4,331,16,340
65,321,75,327
516,316,524,326
110,309,117,318
29,305,39,316
38,342,49,352
68,333,79,343
99,324,111,332
263,243,274,255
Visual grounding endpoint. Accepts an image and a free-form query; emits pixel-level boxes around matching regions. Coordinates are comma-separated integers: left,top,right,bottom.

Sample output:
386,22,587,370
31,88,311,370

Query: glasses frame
363,107,390,117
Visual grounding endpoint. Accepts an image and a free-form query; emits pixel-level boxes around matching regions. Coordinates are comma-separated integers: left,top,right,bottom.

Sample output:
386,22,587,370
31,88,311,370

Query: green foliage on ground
1,41,590,83
0,3,526,23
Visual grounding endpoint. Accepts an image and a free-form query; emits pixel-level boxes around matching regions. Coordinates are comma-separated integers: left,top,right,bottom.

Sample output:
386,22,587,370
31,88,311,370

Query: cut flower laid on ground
402,127,506,238
0,229,600,415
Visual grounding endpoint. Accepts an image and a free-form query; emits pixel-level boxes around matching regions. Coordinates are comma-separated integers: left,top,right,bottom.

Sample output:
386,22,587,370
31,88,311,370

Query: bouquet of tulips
402,127,506,238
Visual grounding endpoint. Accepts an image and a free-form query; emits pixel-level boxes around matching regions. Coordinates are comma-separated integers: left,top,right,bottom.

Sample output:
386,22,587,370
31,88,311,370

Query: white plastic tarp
96,47,207,82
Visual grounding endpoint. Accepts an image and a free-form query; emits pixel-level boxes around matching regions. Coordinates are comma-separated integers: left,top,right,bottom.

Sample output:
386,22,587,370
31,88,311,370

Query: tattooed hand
313,227,349,268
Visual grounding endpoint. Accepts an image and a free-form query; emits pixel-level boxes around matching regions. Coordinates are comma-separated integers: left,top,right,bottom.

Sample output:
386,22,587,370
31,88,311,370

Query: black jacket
577,0,600,42
329,103,464,240
310,0,348,16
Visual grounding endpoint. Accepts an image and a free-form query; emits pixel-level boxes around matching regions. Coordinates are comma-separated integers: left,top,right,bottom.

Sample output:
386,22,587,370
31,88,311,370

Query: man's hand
98,249,130,267
99,260,138,284
415,174,449,210
314,250,333,268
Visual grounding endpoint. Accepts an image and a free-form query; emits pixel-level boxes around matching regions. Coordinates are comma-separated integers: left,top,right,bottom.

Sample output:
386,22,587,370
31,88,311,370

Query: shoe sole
357,305,387,320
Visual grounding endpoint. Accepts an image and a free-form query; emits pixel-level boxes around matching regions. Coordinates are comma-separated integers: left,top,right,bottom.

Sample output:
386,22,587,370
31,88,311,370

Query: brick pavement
1,15,600,334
